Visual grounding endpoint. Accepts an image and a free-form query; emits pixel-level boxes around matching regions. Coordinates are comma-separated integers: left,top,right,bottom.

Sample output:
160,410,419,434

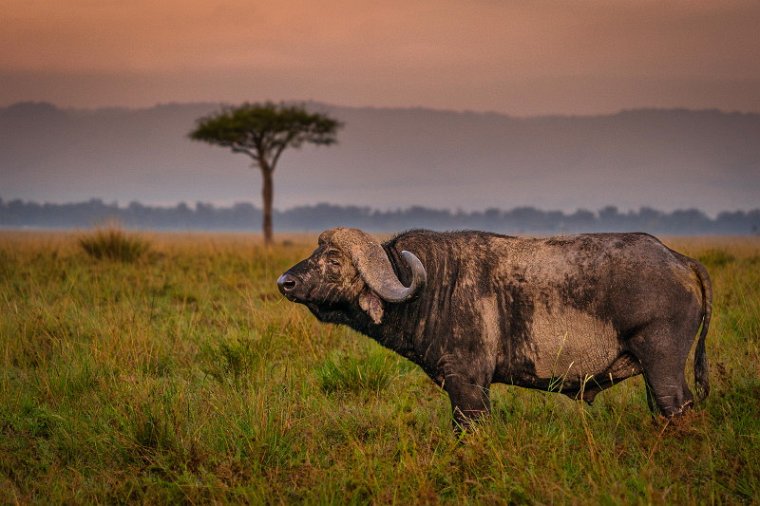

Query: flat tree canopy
189,102,342,244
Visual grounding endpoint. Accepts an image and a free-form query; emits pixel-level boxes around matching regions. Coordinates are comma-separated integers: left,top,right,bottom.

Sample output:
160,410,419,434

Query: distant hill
1,101,758,214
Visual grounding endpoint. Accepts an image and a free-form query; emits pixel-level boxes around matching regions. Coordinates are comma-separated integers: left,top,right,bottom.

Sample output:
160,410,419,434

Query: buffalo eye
324,250,343,267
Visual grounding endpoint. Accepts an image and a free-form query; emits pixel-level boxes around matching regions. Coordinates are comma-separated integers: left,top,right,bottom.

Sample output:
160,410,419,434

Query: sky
2,0,760,115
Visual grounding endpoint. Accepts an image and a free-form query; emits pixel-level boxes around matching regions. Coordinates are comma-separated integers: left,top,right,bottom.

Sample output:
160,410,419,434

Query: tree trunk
261,167,274,246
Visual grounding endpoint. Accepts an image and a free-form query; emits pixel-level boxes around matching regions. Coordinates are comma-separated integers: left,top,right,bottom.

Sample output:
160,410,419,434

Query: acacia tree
189,102,342,244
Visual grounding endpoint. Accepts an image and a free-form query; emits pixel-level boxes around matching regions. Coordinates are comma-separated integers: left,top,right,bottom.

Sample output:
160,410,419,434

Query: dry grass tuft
78,226,150,262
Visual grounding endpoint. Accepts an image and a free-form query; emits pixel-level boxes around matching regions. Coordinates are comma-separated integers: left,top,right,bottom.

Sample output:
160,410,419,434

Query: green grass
697,248,737,269
317,349,415,395
0,231,758,504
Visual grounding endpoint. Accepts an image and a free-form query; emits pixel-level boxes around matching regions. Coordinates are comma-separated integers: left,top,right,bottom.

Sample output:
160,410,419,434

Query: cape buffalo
277,228,711,431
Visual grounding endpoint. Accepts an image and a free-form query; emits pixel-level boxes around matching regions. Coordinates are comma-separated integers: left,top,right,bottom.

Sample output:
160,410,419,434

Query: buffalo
277,228,711,431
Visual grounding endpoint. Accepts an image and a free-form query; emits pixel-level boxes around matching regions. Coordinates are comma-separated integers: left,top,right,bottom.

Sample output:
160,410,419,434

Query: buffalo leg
642,369,693,417
443,375,491,433
629,327,695,417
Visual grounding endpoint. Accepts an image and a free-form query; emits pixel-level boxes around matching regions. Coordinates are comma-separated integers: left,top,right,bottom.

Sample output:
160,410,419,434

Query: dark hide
278,229,711,432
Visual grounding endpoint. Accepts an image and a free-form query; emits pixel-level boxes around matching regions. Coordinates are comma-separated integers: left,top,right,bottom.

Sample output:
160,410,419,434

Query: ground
0,231,758,504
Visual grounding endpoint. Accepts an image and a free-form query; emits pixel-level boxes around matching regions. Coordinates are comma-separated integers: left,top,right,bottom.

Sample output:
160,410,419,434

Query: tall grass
0,231,757,503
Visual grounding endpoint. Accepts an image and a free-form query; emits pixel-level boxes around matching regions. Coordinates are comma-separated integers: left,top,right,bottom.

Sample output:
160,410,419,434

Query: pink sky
2,0,759,115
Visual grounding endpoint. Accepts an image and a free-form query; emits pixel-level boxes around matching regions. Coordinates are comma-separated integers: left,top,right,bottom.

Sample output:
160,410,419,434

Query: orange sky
2,0,759,114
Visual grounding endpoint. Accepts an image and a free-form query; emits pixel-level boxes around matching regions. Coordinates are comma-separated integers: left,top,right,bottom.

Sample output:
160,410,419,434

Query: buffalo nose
277,273,298,294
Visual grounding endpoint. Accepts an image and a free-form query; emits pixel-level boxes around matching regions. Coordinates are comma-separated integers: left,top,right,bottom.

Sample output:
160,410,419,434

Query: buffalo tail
691,258,712,401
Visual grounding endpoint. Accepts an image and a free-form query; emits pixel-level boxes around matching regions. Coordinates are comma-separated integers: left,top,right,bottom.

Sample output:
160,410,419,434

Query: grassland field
0,230,758,504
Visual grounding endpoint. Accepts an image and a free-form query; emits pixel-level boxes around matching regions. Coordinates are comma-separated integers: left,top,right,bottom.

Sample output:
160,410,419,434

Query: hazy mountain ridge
2,101,758,214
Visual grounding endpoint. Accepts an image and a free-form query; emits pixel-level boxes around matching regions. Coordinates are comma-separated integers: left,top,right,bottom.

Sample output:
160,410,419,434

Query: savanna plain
0,230,758,504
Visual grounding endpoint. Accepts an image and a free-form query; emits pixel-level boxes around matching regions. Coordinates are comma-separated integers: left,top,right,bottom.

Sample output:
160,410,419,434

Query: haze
3,0,760,115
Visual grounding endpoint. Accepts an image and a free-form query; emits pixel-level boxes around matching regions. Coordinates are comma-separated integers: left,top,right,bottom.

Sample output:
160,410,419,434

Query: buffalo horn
326,228,426,303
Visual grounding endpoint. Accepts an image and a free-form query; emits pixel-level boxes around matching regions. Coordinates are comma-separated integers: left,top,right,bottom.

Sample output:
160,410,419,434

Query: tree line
2,198,758,235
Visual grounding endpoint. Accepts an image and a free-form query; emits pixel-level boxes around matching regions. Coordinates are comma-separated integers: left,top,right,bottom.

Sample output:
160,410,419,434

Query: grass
0,230,758,504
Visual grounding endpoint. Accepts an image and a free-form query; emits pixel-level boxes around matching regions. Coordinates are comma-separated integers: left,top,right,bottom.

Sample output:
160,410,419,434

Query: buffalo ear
359,289,384,324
